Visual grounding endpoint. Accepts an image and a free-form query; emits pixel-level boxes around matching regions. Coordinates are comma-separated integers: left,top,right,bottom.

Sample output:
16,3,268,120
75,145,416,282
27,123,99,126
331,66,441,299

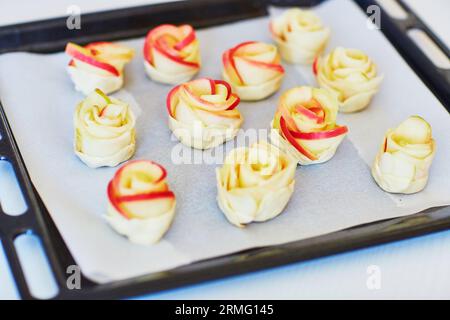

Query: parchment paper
0,0,448,283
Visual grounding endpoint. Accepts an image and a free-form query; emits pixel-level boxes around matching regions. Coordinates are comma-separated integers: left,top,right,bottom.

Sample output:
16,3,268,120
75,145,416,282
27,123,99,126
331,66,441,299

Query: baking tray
0,0,448,300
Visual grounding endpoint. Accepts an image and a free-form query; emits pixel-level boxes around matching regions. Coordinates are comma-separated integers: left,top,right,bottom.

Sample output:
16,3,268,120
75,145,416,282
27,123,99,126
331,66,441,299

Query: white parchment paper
0,0,448,283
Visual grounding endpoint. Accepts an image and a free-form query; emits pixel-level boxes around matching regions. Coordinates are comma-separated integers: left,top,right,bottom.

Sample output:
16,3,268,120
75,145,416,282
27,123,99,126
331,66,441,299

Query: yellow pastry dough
143,24,201,84
271,86,348,165
106,160,176,245
315,47,383,113
74,89,136,168
270,8,330,64
167,78,243,150
372,116,436,194
222,41,285,101
216,141,296,227
66,42,134,95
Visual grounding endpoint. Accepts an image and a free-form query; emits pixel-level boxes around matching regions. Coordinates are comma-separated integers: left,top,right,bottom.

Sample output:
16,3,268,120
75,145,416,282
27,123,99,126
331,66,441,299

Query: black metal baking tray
0,0,449,300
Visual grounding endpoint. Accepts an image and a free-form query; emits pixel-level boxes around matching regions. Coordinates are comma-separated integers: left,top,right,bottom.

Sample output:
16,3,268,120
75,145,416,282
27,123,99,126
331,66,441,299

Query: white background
0,0,449,300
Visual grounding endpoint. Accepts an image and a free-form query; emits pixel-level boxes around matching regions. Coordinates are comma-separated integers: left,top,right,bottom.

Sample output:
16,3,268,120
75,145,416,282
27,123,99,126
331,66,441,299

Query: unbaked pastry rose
106,160,176,245
167,78,242,150
372,116,436,194
270,8,330,64
216,141,296,227
65,42,134,95
74,89,136,168
222,41,285,101
314,47,383,113
271,86,348,165
143,24,201,84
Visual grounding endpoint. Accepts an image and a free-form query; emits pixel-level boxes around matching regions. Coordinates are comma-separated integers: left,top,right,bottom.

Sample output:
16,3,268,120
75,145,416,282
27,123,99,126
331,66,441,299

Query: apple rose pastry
65,42,134,95
143,24,201,85
270,8,330,65
271,86,348,165
314,47,383,113
106,160,176,245
167,78,242,150
222,41,285,101
74,89,136,168
216,141,296,227
372,116,436,194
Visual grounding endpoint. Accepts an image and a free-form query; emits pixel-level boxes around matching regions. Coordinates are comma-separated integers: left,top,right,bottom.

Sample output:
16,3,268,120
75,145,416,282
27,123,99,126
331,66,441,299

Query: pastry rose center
124,172,157,192
92,104,127,127
248,147,281,177
200,85,228,103
293,15,319,30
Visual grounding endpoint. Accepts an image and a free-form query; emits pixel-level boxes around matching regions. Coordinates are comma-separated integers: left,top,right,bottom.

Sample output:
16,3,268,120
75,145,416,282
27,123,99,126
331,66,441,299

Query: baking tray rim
0,0,449,300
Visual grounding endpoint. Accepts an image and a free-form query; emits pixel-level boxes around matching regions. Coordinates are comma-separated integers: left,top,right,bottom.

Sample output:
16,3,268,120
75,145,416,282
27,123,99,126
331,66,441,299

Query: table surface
0,0,449,300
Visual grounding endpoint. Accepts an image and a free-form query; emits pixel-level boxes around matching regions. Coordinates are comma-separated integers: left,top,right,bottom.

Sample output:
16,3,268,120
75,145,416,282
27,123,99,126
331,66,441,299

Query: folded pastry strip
106,160,176,245
216,141,296,227
167,78,243,150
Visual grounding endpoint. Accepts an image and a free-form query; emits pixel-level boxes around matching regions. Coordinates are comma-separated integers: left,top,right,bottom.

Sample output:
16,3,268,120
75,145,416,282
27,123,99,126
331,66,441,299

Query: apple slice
86,42,134,61
183,86,239,112
280,116,317,160
222,49,243,85
150,41,199,73
166,85,181,117
173,25,196,51
278,105,298,131
313,56,319,75
185,78,216,95
145,24,200,69
290,125,348,140
143,37,153,64
144,24,178,64
174,98,202,124
309,107,325,122
233,56,284,86
234,41,278,62
118,194,175,219
169,79,239,114
65,42,119,76
155,35,184,59
295,104,324,124
99,104,125,120
95,88,112,104
181,85,232,111
95,89,113,116
108,181,131,218
151,41,199,68
231,41,284,73
225,94,240,110
213,80,232,100
393,115,432,144
113,160,167,196
108,182,174,219
228,41,284,86
116,190,174,203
